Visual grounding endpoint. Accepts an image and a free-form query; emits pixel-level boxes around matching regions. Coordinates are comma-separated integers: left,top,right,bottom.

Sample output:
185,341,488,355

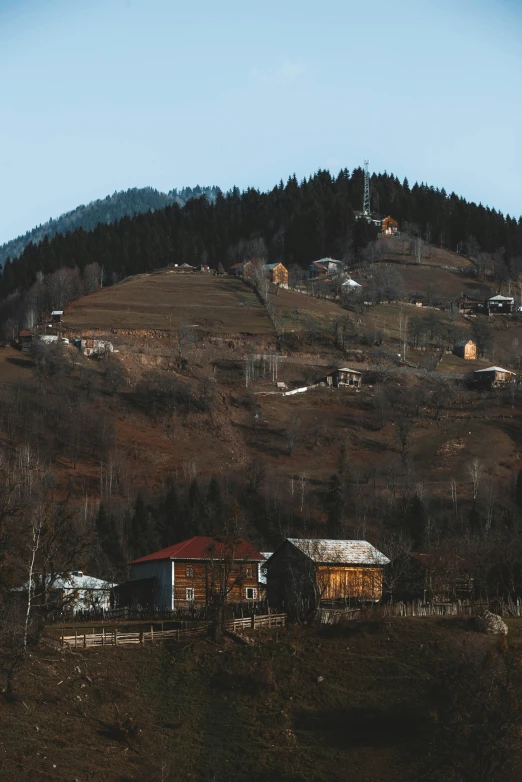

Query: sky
0,0,520,244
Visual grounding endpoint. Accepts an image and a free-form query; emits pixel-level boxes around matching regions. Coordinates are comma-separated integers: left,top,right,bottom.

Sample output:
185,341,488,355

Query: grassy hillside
3,617,522,781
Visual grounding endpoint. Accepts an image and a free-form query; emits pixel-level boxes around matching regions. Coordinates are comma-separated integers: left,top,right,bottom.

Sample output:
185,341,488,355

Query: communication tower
363,159,370,217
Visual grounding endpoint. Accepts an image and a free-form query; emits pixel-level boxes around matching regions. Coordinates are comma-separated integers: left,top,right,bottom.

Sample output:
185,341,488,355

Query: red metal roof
19,330,32,338
130,536,265,564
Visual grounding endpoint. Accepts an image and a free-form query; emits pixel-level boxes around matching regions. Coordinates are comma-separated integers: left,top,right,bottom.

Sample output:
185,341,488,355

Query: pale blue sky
0,0,520,244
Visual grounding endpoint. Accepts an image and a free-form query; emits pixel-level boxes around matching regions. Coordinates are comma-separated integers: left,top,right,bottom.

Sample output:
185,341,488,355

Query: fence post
114,629,117,646
251,614,256,629
75,630,78,649
150,624,154,643
102,628,105,646
83,634,87,648
140,631,144,645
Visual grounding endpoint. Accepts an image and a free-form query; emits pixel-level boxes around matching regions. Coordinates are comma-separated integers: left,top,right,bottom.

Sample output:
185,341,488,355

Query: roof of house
334,367,362,375
19,330,32,338
51,310,64,315
131,536,265,564
22,571,116,591
455,339,474,347
488,295,514,302
229,262,244,270
474,366,515,374
264,262,285,270
382,215,398,224
342,277,361,287
315,257,343,265
284,538,390,566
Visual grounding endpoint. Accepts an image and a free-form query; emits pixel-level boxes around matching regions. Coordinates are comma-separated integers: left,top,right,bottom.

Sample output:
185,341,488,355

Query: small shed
474,366,516,387
487,295,514,314
326,368,362,388
19,330,33,354
453,339,477,360
51,310,64,324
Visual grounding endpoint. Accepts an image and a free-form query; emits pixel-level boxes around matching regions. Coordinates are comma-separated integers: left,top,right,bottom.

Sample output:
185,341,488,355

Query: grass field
2,617,522,781
64,273,275,335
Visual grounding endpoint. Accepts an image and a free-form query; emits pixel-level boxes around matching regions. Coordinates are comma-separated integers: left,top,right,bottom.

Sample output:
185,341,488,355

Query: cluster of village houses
40,534,477,617
18,310,113,358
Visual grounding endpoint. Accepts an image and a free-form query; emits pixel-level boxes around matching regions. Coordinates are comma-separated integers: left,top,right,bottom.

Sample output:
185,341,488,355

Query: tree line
2,167,519,307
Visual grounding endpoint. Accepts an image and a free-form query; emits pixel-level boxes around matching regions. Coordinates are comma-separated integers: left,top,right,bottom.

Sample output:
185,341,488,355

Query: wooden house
381,216,399,234
452,339,477,360
403,552,474,602
266,539,389,613
325,368,362,388
487,295,514,314
474,366,516,387
264,262,288,287
19,330,33,354
128,536,264,609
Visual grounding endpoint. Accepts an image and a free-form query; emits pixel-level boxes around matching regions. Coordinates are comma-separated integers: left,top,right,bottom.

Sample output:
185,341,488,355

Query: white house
22,571,116,614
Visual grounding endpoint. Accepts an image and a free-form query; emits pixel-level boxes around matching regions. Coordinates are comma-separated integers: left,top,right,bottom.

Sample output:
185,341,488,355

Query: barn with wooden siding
266,539,389,614
452,339,477,360
128,536,264,609
325,368,362,388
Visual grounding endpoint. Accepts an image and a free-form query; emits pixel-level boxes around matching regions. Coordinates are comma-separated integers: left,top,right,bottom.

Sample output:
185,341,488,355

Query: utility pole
363,159,371,217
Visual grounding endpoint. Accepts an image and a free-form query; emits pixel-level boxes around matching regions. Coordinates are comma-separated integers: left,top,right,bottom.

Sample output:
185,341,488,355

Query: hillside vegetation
0,185,219,266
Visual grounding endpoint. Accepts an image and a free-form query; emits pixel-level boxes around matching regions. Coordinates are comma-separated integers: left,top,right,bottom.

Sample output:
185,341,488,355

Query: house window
246,587,257,600
186,588,195,601
186,565,194,577
245,565,253,578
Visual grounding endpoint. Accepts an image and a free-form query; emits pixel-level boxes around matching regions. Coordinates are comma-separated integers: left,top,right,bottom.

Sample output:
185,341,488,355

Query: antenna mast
363,159,370,217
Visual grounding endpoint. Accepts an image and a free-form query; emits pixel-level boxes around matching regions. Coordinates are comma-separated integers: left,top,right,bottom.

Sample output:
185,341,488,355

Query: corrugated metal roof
131,536,265,564
336,367,362,374
474,366,515,374
488,295,514,301
286,539,389,565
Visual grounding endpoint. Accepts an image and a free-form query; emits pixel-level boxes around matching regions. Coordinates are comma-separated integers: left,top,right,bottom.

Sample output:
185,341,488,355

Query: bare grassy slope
4,618,521,782
65,273,275,335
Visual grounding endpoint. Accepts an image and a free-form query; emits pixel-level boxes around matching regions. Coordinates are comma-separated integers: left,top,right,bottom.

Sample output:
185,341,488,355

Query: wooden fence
318,598,522,624
60,613,287,649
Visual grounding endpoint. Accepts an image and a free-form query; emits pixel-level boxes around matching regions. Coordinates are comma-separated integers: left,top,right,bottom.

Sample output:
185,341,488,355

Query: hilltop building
381,216,399,234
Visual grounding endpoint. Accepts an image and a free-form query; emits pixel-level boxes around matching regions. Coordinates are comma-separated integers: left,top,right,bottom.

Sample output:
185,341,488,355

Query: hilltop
0,185,219,266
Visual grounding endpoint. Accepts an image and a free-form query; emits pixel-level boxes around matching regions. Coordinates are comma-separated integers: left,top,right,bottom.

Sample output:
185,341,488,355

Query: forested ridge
1,167,521,303
0,185,219,267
